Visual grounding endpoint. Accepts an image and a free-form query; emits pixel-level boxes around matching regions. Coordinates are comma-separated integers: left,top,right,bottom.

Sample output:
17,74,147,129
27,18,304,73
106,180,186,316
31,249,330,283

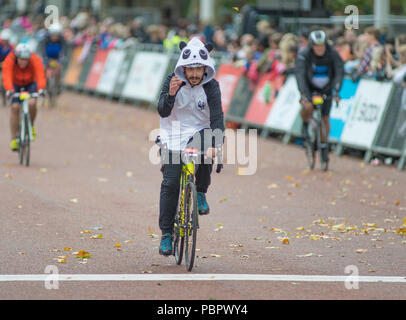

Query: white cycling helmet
1,29,12,41
15,43,32,59
309,30,327,46
48,22,63,34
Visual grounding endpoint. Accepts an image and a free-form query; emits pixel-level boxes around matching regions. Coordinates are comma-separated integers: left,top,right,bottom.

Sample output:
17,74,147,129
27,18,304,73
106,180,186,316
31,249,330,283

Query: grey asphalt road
0,91,405,300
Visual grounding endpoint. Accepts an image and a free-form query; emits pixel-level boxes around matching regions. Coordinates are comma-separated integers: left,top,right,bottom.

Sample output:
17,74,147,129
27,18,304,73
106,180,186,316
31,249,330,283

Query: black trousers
159,129,213,235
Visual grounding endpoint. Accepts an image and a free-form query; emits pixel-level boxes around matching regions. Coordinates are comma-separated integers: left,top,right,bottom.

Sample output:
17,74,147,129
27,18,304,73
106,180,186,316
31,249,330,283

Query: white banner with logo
340,79,393,149
97,49,125,95
264,75,302,132
121,52,170,102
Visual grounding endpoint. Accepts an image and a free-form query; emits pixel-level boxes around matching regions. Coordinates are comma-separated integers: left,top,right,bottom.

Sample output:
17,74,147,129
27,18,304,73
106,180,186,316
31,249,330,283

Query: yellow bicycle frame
178,159,195,237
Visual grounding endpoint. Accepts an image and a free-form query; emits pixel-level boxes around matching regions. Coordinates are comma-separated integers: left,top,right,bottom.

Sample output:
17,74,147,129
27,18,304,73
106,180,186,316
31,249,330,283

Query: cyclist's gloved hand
38,89,46,96
6,90,14,98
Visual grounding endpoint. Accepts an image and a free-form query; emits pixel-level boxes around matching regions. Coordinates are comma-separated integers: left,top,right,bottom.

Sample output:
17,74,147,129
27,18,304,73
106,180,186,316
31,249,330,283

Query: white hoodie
158,38,221,151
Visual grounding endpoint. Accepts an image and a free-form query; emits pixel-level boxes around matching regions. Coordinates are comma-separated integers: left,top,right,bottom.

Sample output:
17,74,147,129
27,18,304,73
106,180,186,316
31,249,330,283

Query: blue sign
329,78,359,141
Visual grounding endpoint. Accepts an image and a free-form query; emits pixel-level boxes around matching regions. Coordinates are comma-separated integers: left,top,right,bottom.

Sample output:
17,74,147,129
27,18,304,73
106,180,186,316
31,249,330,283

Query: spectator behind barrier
354,26,382,80
389,45,406,84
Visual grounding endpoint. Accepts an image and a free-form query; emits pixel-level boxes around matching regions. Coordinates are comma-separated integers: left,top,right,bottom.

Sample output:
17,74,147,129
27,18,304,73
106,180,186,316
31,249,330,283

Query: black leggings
159,130,213,235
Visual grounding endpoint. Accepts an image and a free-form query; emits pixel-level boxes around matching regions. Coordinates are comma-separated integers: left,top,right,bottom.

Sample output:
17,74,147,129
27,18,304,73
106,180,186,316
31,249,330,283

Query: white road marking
0,274,405,283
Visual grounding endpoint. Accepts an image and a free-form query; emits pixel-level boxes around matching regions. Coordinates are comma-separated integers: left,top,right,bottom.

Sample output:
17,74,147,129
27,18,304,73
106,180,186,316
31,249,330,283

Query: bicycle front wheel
184,182,198,272
24,114,30,167
174,212,185,265
305,121,317,170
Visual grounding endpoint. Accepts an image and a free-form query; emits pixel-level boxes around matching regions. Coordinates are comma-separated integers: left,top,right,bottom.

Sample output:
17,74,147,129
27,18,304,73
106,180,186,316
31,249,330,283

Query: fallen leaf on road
76,250,91,259
115,243,121,248
70,198,79,203
396,227,406,236
267,183,279,189
80,230,91,234
90,234,104,239
332,224,346,232
356,249,368,254
297,253,313,258
64,247,72,251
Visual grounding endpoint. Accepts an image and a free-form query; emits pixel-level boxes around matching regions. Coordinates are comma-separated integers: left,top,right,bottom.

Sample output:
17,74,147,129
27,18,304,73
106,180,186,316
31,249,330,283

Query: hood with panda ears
174,37,215,85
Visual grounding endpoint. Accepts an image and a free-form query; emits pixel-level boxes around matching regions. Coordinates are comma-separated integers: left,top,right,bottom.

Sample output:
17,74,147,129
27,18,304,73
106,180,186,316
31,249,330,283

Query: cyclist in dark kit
295,30,344,164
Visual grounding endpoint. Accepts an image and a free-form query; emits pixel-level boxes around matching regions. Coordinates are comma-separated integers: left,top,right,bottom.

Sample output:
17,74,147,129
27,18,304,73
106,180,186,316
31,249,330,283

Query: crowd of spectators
2,8,406,88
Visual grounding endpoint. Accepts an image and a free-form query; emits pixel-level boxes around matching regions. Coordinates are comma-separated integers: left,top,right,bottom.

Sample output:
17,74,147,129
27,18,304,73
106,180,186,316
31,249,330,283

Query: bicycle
0,65,6,107
172,146,223,272
46,59,60,108
9,90,44,166
303,94,330,172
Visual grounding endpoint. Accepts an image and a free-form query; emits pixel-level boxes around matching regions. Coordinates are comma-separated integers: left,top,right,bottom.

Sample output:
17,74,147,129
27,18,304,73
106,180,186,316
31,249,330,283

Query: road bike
303,94,329,172
173,146,223,272
10,90,44,166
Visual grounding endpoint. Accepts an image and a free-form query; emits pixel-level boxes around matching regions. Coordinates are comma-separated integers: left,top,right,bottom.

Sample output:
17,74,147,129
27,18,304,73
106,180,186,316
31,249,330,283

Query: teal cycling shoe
197,192,210,215
159,233,173,256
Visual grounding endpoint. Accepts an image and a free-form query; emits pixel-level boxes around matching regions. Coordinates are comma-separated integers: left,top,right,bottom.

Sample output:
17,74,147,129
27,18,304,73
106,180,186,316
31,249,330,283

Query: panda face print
197,99,206,111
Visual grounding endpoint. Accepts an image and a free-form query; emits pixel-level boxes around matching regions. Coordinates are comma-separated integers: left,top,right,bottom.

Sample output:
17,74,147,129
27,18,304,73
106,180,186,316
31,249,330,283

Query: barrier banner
372,84,406,155
244,74,285,126
97,49,125,95
112,50,135,98
121,51,170,102
340,79,393,150
84,49,110,91
216,64,245,115
265,75,302,133
63,46,84,87
226,75,254,123
78,44,98,89
329,78,359,142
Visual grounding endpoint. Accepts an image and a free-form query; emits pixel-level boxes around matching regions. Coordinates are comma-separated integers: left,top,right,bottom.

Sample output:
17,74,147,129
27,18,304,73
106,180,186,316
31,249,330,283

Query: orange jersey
2,51,46,91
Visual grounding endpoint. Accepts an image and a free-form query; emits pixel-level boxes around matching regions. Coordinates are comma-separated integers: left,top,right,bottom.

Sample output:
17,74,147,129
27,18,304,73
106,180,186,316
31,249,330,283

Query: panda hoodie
158,37,225,151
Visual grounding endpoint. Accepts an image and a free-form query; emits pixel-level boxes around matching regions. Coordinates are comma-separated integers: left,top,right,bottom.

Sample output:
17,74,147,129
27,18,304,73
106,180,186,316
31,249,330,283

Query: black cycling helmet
309,30,327,46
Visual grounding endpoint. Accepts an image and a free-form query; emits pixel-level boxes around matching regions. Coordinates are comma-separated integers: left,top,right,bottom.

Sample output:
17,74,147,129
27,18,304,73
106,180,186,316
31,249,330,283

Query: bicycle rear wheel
184,182,198,272
48,75,57,108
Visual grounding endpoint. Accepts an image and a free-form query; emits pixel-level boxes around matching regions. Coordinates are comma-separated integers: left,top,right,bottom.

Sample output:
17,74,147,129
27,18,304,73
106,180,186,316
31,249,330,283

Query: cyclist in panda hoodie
157,37,225,256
